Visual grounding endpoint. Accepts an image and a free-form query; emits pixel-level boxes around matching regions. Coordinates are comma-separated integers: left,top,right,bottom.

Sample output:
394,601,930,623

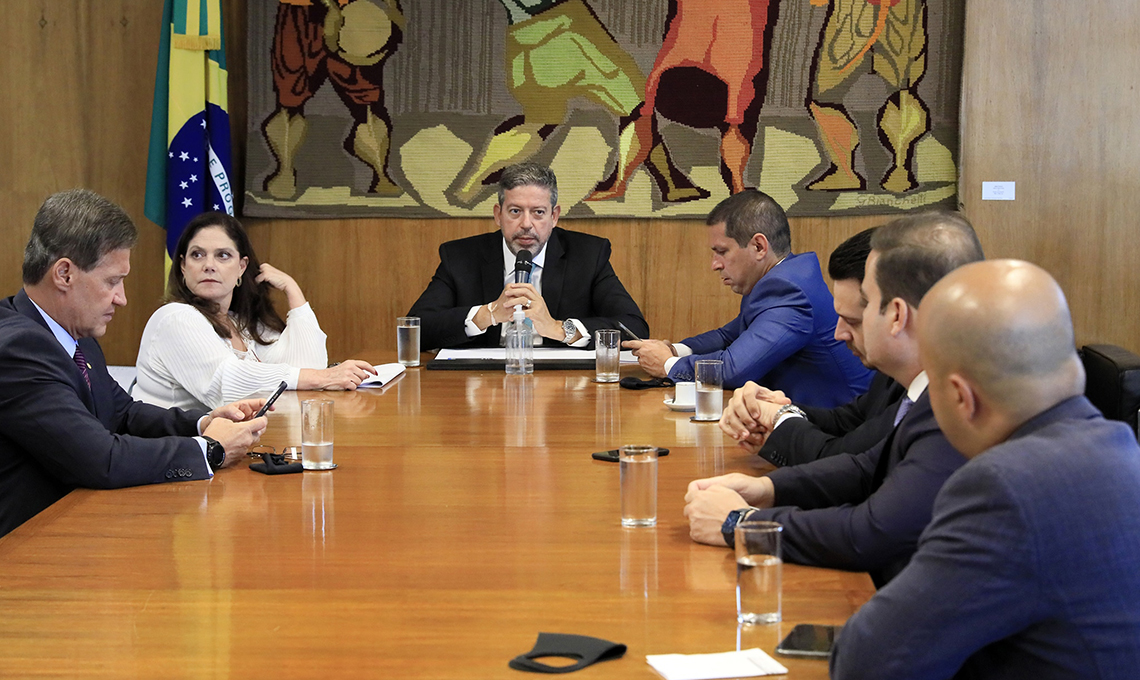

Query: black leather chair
1081,344,1140,438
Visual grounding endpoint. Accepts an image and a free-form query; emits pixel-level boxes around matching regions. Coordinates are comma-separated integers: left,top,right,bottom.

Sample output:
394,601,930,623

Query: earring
236,277,242,288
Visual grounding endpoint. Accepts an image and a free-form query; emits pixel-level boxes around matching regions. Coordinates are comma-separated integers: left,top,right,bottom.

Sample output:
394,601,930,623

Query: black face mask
509,633,627,674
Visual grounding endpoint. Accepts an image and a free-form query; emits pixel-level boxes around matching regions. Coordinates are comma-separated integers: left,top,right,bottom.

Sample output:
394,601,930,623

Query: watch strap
562,318,577,344
202,435,225,471
722,507,757,549
773,403,808,420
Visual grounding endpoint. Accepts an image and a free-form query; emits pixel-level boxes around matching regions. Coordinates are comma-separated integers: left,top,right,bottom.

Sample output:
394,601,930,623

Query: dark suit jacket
751,390,966,588
0,291,209,538
408,228,649,350
833,396,1140,680
759,371,906,467
668,252,873,405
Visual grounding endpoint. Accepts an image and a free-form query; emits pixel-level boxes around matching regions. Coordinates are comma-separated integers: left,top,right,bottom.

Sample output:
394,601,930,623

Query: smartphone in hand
253,381,288,419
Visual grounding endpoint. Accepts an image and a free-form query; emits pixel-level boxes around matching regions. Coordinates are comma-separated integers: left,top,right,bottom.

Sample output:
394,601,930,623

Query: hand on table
301,360,377,390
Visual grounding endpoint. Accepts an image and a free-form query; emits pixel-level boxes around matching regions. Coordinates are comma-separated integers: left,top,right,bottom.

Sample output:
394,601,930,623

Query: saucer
664,398,695,412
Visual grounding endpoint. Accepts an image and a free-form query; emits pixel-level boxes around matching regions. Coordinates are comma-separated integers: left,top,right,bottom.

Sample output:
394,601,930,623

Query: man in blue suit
832,260,1140,679
0,189,268,538
720,227,907,466
683,211,982,587
627,189,871,406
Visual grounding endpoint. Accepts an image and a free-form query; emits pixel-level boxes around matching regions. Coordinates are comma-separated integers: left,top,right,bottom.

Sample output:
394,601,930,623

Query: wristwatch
773,403,808,421
722,507,757,548
562,319,578,344
202,436,225,471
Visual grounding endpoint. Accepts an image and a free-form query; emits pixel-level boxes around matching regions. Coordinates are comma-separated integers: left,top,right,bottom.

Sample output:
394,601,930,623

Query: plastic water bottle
505,308,534,375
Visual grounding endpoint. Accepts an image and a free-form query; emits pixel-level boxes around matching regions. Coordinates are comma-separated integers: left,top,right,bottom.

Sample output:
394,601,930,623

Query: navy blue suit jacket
759,371,906,467
832,396,1140,680
408,228,649,350
0,291,209,538
751,390,966,588
668,252,872,406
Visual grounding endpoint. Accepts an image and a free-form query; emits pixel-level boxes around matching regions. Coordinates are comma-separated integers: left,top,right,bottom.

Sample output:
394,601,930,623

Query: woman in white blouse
135,212,375,410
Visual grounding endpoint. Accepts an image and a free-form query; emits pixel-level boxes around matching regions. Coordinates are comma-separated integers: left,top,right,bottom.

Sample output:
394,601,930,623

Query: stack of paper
645,649,789,680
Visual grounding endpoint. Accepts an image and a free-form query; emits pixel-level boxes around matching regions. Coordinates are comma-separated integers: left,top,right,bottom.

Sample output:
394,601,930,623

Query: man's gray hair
497,162,558,207
23,189,138,284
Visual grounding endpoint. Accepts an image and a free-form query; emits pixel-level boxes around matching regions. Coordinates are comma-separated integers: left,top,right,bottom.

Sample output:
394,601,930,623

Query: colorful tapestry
243,0,963,219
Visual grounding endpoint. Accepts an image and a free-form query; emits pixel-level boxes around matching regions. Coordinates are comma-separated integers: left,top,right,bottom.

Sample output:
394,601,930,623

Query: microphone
513,249,533,284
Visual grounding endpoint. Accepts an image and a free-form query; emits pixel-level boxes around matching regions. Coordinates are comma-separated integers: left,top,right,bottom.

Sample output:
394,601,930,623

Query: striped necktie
73,345,92,391
892,396,914,427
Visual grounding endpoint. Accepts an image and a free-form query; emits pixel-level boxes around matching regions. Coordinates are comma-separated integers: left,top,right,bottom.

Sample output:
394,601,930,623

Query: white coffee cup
673,381,696,407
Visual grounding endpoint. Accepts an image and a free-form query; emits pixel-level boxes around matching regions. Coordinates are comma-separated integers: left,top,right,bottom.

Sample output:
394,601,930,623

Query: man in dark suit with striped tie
684,211,983,588
0,189,268,538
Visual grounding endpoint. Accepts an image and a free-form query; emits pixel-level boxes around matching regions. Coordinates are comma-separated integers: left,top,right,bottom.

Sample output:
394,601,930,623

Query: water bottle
505,308,534,375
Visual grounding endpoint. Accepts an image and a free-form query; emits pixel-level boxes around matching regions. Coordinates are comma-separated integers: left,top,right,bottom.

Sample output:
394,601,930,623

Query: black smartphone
253,381,288,419
591,448,669,462
616,321,643,342
775,624,841,659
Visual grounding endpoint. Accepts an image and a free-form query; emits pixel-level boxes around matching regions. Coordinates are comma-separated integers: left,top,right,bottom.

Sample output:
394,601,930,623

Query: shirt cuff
464,305,489,337
284,366,301,390
664,356,680,375
567,319,589,347
773,411,806,430
674,343,693,357
192,436,214,478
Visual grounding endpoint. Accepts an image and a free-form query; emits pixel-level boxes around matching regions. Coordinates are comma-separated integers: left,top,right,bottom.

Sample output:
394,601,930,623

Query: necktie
73,345,92,391
893,396,914,427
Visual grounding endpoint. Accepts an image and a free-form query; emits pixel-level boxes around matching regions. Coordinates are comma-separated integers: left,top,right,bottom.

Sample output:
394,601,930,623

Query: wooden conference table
0,358,874,679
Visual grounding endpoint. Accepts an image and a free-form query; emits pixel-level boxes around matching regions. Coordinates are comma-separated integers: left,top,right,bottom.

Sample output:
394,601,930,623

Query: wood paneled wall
3,1,1138,365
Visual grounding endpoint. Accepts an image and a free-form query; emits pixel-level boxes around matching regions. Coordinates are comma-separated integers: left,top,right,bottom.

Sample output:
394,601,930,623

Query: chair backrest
1081,344,1140,438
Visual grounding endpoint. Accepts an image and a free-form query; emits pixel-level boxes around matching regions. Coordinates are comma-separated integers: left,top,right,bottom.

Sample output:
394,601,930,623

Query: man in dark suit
626,189,872,405
833,260,1140,679
684,211,983,587
720,227,906,466
408,162,648,350
0,189,267,538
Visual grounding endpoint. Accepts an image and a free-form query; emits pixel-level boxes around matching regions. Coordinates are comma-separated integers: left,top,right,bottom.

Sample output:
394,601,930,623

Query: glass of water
619,445,658,527
301,399,335,471
694,359,724,421
595,329,620,383
735,520,783,624
397,316,420,367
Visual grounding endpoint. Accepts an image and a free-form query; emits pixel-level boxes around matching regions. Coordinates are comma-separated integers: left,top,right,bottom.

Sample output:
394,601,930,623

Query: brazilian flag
144,0,233,270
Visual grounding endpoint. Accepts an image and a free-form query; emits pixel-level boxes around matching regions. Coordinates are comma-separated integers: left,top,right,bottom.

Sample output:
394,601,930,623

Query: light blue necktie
893,396,914,427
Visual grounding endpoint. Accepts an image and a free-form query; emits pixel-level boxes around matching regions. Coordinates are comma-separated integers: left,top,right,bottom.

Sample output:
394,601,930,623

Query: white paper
433,348,639,364
645,648,788,680
358,362,406,387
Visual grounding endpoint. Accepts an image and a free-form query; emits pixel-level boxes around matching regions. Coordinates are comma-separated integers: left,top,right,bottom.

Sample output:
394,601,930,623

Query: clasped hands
683,473,776,546
717,381,793,454
476,283,566,341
